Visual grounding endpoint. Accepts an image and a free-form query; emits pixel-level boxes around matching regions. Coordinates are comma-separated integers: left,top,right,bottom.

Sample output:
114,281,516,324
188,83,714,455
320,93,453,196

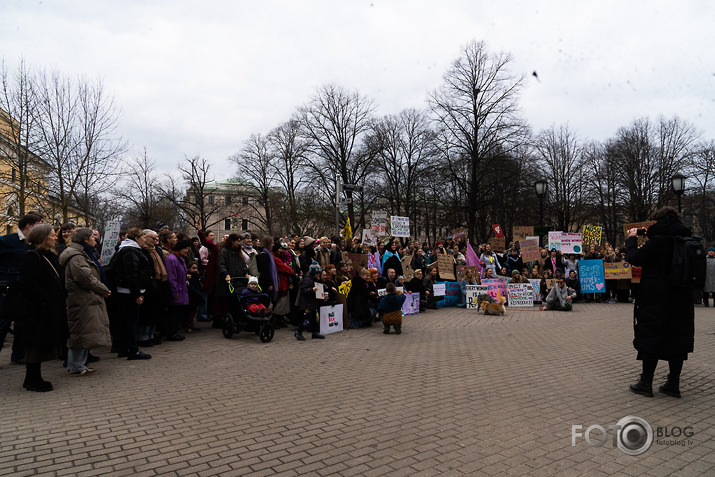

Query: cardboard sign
437,253,456,280
604,262,632,279
560,233,583,254
582,225,603,246
456,265,481,282
435,282,460,308
520,238,541,263
315,283,326,300
488,237,506,252
100,221,121,264
545,279,557,291
401,254,415,280
529,279,542,302
579,259,606,293
319,304,343,335
631,266,642,283
345,252,369,277
482,278,507,300
465,284,489,309
513,226,534,243
402,292,420,315
371,210,388,236
390,216,410,237
548,231,562,251
451,228,467,240
362,228,377,247
507,283,534,307
433,283,446,296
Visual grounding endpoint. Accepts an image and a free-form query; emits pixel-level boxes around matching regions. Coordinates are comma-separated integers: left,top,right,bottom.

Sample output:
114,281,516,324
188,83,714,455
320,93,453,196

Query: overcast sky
2,0,714,180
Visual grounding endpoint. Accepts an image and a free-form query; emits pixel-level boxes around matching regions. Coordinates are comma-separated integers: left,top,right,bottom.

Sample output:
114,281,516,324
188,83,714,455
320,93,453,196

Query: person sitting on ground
377,283,407,335
510,269,529,284
565,270,581,302
406,269,428,312
540,277,576,311
423,266,439,309
459,268,478,308
395,275,406,290
241,276,268,316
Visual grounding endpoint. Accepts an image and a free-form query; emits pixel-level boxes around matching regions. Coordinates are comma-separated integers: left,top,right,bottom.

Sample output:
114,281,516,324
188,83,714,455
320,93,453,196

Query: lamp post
534,179,548,227
671,174,686,213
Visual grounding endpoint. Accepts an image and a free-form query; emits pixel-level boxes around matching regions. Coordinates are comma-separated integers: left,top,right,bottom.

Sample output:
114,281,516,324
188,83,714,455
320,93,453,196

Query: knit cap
308,260,322,276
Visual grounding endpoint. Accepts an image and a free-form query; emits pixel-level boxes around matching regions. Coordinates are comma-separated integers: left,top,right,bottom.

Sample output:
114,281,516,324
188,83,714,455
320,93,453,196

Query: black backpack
669,236,706,289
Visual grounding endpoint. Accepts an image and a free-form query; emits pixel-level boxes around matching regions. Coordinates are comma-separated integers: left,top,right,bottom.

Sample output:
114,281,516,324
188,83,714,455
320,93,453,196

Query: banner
390,216,410,237
437,253,456,280
456,265,481,282
529,279,542,302
604,262,632,279
492,224,504,238
520,238,540,263
548,231,562,251
371,210,388,236
100,221,121,264
319,304,344,335
401,254,415,280
488,237,506,252
560,233,583,254
435,282,460,308
482,278,507,300
402,292,420,315
362,228,377,247
451,228,467,240
507,283,534,307
465,284,489,309
582,225,603,246
513,226,534,243
579,259,606,293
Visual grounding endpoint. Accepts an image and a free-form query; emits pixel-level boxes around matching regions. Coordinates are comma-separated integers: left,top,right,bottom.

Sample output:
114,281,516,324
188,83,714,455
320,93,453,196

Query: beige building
188,179,267,236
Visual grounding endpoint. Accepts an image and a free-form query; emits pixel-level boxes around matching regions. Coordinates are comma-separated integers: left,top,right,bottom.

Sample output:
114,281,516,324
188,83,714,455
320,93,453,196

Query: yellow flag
342,218,352,240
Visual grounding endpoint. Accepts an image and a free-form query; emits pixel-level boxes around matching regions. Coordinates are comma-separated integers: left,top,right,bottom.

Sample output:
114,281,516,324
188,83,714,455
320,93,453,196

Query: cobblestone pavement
1,302,714,476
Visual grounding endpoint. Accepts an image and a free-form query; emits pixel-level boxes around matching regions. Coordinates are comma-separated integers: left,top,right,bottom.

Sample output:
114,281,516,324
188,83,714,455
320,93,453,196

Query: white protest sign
433,283,446,296
319,304,343,335
390,216,410,237
315,283,326,300
560,233,583,254
362,228,377,246
548,231,562,251
100,221,121,264
466,284,489,310
371,211,388,236
507,283,534,307
378,288,387,297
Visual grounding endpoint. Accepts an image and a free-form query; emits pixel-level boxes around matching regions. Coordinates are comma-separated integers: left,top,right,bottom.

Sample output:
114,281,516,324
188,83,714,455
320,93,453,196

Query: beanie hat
248,276,259,286
709,247,715,252
304,236,315,247
511,269,520,276
308,260,322,276
175,239,193,251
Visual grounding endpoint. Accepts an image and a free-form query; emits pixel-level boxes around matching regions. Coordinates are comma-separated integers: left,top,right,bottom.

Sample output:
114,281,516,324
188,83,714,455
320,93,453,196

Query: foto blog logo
572,416,653,456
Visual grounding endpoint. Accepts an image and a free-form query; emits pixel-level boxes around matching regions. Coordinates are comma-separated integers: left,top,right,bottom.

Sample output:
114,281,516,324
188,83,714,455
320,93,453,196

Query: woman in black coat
18,224,68,391
625,207,694,398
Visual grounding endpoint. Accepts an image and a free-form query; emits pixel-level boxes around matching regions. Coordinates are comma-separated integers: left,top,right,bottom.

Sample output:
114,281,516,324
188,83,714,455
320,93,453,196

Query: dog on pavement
479,297,506,316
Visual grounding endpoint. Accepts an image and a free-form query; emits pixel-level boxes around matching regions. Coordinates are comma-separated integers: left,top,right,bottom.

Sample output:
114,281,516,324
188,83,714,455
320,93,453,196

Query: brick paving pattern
1,303,714,476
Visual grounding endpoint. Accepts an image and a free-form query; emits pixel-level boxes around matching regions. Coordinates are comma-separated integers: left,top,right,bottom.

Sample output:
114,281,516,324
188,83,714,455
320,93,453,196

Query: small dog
480,297,506,316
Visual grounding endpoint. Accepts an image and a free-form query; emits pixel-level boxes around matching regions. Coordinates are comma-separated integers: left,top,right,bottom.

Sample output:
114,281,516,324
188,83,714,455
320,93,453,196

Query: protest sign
488,237,506,252
520,238,541,263
362,228,377,247
401,254,415,280
437,253,456,280
545,279,557,291
507,283,534,307
579,259,606,293
338,280,352,297
377,288,387,297
433,283,446,296
529,279,542,302
482,278,507,300
492,224,504,238
451,228,467,240
402,293,420,315
513,226,534,244
390,216,410,237
346,252,369,277
465,284,489,309
582,225,603,246
367,251,381,274
319,304,343,335
456,265,481,282
548,231,562,251
604,262,632,279
100,221,121,264
560,233,583,254
315,283,326,300
371,210,388,236
436,282,460,308
631,266,642,283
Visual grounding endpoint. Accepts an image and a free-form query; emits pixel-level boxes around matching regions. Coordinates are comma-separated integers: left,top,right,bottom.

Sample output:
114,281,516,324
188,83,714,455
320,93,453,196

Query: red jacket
273,252,295,293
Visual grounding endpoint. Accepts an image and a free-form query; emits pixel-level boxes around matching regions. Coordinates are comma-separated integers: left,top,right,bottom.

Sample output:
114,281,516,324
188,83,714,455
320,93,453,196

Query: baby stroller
221,278,275,343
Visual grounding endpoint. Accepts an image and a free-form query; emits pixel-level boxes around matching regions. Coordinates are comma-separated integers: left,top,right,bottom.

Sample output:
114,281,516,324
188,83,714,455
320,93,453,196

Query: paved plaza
1,302,714,476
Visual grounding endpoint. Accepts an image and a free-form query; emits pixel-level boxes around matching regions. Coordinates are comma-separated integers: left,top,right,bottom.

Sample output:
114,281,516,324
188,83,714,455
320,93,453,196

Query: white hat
248,276,259,285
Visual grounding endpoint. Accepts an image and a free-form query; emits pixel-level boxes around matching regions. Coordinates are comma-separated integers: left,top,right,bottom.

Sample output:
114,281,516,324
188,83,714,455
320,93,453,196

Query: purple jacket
165,254,189,305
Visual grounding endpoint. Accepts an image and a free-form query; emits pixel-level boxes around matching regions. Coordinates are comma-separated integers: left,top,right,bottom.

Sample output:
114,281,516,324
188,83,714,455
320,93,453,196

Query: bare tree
583,140,621,243
428,40,529,243
297,84,376,230
120,149,170,229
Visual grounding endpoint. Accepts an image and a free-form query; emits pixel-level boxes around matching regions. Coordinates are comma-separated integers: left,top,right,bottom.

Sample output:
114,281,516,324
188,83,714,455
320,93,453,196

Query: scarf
148,248,168,282
82,242,109,286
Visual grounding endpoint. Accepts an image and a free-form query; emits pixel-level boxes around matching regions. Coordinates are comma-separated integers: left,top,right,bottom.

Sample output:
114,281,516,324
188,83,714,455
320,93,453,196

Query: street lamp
534,179,548,227
671,174,686,213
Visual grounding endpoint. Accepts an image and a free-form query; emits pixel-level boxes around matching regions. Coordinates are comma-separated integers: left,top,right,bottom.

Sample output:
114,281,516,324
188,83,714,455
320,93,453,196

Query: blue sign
436,282,461,308
579,259,606,294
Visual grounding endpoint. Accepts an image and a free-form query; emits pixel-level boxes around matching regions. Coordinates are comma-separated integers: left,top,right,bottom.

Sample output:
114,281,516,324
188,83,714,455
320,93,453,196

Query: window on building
224,218,231,230
241,219,248,230
208,195,215,205
225,195,232,205
242,196,249,205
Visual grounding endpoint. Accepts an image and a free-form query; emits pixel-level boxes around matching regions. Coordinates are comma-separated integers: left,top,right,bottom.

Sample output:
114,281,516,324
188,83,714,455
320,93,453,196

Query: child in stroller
241,277,268,316
222,276,274,342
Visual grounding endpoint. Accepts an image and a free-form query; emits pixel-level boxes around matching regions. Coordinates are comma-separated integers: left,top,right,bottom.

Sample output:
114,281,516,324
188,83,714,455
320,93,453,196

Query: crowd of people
1,208,713,396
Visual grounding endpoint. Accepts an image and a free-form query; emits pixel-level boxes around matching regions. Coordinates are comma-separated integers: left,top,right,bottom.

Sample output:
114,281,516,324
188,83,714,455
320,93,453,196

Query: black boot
659,374,681,398
383,324,390,334
394,324,402,335
629,373,654,397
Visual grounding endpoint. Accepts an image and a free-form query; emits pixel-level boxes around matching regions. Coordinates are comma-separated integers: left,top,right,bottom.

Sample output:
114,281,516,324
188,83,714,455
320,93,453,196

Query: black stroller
221,278,275,343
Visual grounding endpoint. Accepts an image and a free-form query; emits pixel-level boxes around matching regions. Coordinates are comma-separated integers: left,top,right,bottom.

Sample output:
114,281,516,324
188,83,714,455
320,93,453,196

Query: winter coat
59,243,111,350
217,246,248,297
347,275,371,319
187,273,204,306
113,242,154,298
165,254,189,305
506,253,523,274
704,256,715,293
198,230,218,294
18,248,68,349
377,292,406,326
273,252,296,294
381,250,403,277
625,217,695,359
298,275,319,311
